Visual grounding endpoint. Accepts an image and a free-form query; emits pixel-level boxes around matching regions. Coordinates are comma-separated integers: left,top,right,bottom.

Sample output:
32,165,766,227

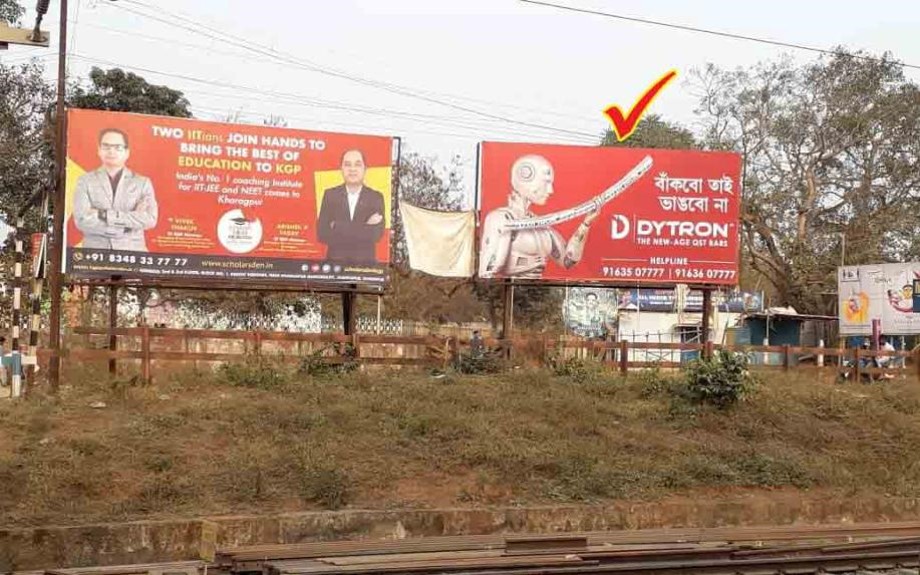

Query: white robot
479,154,652,279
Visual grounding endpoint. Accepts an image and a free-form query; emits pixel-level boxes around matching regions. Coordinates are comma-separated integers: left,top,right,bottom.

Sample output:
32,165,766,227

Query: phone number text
602,266,666,279
82,252,189,267
674,268,736,281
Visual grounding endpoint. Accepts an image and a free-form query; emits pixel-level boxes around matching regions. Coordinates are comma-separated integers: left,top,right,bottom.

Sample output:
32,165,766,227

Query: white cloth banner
399,202,475,278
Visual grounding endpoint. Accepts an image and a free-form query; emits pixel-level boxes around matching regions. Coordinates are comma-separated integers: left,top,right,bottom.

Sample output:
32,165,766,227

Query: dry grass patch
0,360,918,525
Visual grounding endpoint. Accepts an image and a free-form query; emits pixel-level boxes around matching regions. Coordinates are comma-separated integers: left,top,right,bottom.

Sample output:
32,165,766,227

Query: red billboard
64,109,394,285
477,142,741,285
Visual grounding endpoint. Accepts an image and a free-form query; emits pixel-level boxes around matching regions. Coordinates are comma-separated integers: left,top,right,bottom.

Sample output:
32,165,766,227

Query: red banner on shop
64,109,394,286
477,142,742,285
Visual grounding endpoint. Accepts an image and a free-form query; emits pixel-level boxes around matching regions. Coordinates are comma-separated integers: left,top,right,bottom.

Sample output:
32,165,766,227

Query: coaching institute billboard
64,109,394,285
838,263,920,336
477,142,742,285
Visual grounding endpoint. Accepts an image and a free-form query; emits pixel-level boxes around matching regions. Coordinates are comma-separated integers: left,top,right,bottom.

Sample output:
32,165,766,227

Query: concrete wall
7,497,920,570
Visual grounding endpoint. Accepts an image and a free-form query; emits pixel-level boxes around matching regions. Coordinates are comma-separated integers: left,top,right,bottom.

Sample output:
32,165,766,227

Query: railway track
24,522,920,575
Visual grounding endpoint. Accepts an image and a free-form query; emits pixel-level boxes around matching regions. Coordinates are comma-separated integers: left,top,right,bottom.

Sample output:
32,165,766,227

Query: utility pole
48,0,69,391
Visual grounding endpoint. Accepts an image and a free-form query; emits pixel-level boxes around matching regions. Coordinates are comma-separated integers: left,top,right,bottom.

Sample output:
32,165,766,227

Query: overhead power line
105,0,600,140
191,105,590,145
518,0,920,72
72,19,598,127
65,20,601,135
68,54,597,145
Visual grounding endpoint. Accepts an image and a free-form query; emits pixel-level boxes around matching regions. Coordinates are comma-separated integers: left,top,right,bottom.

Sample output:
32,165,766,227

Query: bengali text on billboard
477,142,742,285
64,109,394,285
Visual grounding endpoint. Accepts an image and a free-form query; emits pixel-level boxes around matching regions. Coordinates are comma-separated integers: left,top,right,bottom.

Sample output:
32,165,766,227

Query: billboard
563,286,617,338
616,289,763,313
477,142,742,285
64,109,394,285
838,263,920,335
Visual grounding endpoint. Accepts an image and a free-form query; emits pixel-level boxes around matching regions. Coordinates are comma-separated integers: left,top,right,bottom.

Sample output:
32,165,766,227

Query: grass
1,360,919,526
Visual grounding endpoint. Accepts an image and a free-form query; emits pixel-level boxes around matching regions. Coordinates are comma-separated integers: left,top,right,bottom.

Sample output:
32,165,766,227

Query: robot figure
479,155,599,279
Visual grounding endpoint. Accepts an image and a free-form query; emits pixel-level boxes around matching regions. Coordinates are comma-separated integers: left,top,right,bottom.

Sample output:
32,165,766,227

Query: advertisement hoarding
616,289,763,313
838,263,920,335
477,142,742,285
64,109,394,286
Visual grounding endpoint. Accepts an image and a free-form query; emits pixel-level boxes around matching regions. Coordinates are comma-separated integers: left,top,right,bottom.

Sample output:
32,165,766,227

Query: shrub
547,354,600,384
684,350,753,409
290,445,350,509
455,350,506,374
298,343,359,377
217,359,290,390
636,366,682,398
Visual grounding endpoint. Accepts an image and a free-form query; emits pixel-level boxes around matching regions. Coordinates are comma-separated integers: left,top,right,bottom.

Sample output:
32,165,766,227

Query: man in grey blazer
72,128,158,251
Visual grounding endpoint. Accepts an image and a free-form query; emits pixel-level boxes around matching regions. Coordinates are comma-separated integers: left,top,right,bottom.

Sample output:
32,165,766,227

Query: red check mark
604,70,678,142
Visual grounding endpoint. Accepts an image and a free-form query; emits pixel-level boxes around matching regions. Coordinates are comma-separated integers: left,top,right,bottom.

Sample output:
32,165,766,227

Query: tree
0,60,54,226
601,114,697,149
69,67,192,117
0,0,24,25
392,150,465,265
694,51,920,313
380,151,488,324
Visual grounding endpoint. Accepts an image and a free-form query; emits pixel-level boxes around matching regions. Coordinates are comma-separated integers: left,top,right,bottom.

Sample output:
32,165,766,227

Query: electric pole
48,0,69,390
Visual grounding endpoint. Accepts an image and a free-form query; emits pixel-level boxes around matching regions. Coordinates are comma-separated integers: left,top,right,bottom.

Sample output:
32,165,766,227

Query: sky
2,0,920,218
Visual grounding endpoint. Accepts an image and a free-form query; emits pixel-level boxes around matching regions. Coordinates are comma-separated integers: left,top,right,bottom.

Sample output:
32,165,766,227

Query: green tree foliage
694,51,920,313
0,0,24,25
70,67,192,117
601,114,697,149
0,60,54,225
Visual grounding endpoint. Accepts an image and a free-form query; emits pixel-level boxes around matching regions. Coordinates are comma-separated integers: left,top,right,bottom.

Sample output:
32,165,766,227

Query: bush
217,359,290,390
298,343,359,377
290,446,350,509
455,350,506,374
547,354,600,384
636,366,681,398
684,350,754,409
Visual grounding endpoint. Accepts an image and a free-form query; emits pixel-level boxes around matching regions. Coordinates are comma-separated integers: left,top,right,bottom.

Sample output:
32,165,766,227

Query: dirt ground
2,360,919,527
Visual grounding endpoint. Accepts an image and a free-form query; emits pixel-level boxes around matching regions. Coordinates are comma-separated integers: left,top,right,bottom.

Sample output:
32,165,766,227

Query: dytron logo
609,215,731,240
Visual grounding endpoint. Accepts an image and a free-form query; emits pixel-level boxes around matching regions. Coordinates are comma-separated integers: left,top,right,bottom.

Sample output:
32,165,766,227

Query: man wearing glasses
72,128,158,251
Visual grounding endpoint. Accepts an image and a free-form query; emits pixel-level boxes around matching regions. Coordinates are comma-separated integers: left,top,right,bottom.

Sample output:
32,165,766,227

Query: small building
736,308,838,365
614,289,764,363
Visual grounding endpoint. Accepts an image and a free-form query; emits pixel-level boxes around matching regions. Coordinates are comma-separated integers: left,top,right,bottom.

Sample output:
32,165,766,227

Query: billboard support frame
501,281,514,342
108,282,118,375
701,288,712,348
473,143,482,278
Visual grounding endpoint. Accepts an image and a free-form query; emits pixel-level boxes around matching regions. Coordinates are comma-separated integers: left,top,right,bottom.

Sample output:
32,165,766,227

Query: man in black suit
316,149,386,264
